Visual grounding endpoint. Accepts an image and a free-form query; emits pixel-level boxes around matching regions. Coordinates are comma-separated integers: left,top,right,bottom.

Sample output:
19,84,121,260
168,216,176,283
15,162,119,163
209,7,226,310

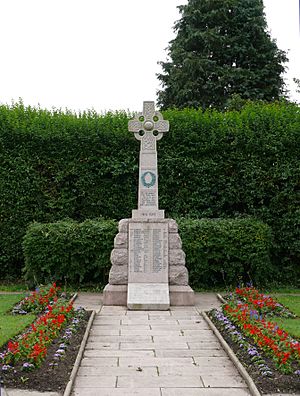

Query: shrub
22,219,117,286
178,217,273,288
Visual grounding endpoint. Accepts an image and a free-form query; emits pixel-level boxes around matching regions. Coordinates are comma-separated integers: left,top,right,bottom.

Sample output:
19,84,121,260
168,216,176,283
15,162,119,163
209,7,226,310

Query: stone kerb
103,218,194,306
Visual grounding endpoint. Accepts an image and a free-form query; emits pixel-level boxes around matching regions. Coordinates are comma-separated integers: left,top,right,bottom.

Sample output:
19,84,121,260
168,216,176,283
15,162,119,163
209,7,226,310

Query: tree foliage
157,0,288,110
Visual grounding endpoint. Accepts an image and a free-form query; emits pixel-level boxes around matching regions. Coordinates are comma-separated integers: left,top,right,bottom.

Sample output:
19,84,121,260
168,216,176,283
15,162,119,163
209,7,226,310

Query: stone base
127,283,170,310
103,284,127,306
103,284,194,307
169,285,195,306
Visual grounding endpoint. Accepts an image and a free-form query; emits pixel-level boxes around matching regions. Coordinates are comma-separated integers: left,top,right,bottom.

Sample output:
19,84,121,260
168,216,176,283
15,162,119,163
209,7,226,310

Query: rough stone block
169,233,182,249
114,233,128,248
169,249,186,266
168,219,178,233
110,248,128,266
118,219,129,233
108,266,128,285
169,266,188,286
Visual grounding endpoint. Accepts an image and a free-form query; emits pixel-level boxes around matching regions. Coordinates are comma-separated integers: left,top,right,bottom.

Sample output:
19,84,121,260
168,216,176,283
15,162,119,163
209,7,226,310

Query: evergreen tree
157,0,288,110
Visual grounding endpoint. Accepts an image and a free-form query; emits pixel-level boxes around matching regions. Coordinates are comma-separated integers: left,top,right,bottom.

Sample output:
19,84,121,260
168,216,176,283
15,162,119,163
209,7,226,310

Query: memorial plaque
128,222,168,284
127,283,170,310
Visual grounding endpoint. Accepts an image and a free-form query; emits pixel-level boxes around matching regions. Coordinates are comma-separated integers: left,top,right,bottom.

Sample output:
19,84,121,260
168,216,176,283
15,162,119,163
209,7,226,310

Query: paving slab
80,357,118,367
120,342,189,350
70,295,251,396
73,292,103,313
92,318,121,324
73,389,161,396
117,375,204,388
158,365,240,375
201,374,247,387
161,389,251,396
77,366,158,377
84,349,155,357
187,342,222,349
120,329,182,335
74,376,116,388
85,342,120,349
155,349,227,358
118,357,194,367
152,335,217,342
88,335,152,342
88,328,120,335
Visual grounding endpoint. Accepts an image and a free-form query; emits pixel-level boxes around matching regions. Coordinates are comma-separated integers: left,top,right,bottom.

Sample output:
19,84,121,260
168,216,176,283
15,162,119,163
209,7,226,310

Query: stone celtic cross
129,101,169,219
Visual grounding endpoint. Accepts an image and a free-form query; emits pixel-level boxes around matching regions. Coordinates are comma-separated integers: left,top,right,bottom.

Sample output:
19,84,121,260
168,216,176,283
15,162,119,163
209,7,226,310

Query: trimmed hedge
23,217,272,288
22,219,117,285
1,100,300,285
178,218,273,288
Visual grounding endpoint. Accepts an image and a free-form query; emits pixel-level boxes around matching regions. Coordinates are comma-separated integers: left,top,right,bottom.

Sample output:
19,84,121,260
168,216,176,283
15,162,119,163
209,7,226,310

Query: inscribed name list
128,222,168,284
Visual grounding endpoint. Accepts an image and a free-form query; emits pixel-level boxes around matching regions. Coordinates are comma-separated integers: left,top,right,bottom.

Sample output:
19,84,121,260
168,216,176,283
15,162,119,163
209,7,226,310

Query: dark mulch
208,310,300,395
1,310,91,393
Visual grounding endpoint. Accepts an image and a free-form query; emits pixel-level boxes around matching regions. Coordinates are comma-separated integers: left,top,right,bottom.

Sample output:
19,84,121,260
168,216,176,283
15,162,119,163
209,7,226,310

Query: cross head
128,101,169,150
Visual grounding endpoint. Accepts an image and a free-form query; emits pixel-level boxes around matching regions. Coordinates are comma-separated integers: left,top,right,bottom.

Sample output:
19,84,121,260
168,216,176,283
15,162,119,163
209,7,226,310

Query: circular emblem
144,121,154,131
141,171,156,188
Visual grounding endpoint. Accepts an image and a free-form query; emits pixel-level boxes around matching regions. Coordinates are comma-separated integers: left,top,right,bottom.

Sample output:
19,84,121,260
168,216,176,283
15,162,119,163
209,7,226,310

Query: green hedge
22,219,117,285
178,218,273,288
23,217,272,288
1,100,300,285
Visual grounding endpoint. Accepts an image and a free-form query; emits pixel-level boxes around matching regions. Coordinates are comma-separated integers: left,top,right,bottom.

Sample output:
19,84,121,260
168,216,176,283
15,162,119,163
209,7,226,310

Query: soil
208,310,300,395
1,310,91,393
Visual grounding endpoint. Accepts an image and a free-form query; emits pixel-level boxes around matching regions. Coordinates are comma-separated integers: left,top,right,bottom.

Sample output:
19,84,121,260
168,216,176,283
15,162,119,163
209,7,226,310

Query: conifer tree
157,0,288,110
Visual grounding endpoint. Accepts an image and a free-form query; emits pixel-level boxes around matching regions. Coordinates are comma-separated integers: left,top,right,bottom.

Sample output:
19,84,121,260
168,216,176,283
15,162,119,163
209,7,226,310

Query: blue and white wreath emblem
141,171,156,188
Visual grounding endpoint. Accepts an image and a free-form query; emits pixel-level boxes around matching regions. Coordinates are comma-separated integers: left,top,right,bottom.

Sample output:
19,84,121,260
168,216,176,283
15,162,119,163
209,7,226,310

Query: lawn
270,294,300,338
0,283,27,292
0,294,35,347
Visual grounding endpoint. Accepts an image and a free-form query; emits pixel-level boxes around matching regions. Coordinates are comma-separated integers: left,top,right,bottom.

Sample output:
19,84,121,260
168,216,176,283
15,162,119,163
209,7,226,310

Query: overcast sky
0,0,299,113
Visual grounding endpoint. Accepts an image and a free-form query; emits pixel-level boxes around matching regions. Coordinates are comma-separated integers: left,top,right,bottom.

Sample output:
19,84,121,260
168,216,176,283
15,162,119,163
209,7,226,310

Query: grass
0,294,35,347
0,283,28,292
270,294,300,339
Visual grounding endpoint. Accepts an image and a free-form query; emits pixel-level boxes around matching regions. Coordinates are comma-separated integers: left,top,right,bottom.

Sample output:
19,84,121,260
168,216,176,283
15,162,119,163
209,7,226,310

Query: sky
0,0,299,113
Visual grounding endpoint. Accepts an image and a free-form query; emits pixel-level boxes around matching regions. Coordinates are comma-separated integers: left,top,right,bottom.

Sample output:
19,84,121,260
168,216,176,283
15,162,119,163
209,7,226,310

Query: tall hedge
0,101,299,284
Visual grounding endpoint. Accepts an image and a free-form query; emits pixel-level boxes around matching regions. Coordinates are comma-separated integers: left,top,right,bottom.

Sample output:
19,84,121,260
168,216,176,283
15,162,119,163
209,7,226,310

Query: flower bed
209,287,300,394
12,282,63,314
0,284,90,392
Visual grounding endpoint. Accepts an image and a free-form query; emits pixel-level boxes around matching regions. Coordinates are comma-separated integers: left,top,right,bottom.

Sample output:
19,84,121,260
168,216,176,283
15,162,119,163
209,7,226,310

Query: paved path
71,293,251,396
4,292,298,395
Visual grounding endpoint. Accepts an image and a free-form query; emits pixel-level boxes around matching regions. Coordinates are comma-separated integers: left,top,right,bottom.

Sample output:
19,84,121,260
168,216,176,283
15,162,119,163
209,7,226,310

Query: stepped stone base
103,284,194,306
103,218,195,308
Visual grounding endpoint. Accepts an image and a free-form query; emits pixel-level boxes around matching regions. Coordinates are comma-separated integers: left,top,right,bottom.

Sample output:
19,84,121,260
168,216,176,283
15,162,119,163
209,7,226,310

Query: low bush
23,219,117,286
178,217,273,288
23,217,272,289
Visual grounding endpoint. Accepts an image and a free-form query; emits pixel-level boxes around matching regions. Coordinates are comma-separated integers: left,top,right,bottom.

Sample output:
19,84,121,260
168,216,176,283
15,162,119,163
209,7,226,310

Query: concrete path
71,293,251,396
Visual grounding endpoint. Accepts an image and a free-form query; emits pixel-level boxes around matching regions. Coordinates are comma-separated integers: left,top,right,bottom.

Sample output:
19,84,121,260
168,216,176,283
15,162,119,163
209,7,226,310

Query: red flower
8,341,19,354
